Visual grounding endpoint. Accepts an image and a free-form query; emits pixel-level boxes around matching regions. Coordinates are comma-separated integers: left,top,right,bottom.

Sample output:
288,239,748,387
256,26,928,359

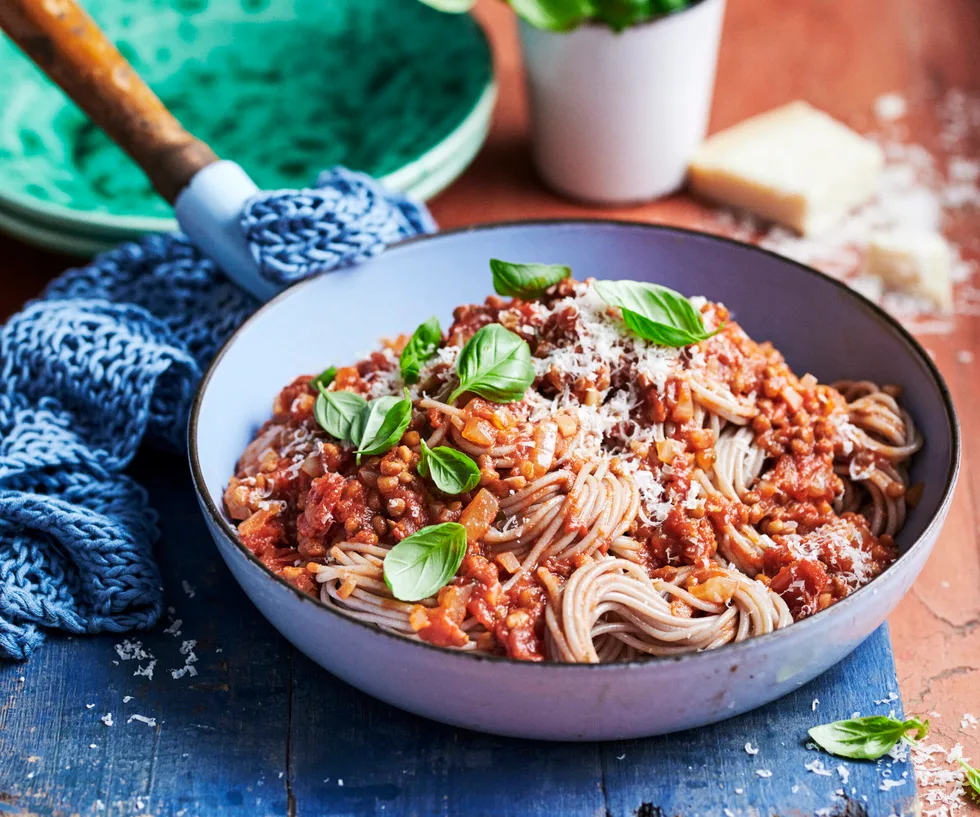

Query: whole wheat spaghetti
225,277,920,663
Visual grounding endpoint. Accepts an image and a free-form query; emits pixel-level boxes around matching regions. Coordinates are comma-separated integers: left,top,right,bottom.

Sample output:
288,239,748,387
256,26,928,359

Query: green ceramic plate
0,0,494,237
0,79,495,258
0,204,115,257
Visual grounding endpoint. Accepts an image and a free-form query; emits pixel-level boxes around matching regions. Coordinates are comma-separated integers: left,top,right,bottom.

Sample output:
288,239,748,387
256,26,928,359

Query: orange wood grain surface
1,0,976,767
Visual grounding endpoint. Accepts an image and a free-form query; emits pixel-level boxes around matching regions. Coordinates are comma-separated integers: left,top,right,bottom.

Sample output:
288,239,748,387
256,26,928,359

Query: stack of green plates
0,0,495,255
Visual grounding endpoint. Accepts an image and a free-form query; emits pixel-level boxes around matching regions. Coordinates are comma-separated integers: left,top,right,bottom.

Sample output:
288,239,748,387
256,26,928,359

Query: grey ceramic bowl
189,221,959,740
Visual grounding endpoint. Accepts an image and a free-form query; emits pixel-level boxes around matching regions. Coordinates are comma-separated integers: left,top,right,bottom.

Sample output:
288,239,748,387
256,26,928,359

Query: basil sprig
400,316,441,384
383,522,468,602
449,324,535,404
311,366,337,394
419,439,481,495
808,715,929,760
490,258,571,299
960,759,980,798
416,0,689,32
355,392,413,463
593,279,721,347
314,390,367,442
313,390,413,464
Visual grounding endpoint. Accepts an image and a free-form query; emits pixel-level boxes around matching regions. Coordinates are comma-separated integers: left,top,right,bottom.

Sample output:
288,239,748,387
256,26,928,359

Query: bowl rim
188,219,961,671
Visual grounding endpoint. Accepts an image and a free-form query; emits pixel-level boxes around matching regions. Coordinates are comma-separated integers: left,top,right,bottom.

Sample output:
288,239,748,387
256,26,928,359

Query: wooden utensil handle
0,0,218,203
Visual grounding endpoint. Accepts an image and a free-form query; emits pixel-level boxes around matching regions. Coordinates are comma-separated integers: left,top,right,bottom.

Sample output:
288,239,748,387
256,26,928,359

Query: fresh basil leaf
808,715,929,760
650,0,687,11
311,366,337,394
419,439,481,495
490,258,571,299
449,324,535,404
417,0,476,11
593,279,721,347
355,392,414,463
314,390,367,443
383,522,468,602
400,316,442,384
959,759,980,798
508,0,594,30
591,0,651,30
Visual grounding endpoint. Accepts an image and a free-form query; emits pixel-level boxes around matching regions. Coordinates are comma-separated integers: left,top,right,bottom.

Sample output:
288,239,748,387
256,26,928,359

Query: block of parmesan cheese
863,230,953,309
689,101,884,236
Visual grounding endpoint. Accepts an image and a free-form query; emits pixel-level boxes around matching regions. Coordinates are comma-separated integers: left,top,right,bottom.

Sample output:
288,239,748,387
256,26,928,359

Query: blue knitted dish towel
0,167,435,660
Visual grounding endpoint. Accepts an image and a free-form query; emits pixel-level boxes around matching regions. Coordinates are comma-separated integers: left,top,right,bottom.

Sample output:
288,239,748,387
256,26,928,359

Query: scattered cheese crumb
337,779,344,787
875,93,908,123
811,698,820,711
805,759,834,776
85,703,95,709
744,742,759,755
734,788,744,794
837,764,850,784
170,640,200,680
874,692,900,705
123,696,133,703
182,580,196,599
133,660,157,679
755,769,773,778
100,713,113,727
880,778,906,790
127,714,157,727
89,744,97,749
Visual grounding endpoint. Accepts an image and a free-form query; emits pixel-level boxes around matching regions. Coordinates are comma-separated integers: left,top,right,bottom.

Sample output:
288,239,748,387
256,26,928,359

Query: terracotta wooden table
2,0,977,792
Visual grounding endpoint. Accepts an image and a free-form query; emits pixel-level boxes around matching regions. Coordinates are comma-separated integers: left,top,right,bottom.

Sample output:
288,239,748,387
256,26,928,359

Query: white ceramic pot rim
187,219,961,673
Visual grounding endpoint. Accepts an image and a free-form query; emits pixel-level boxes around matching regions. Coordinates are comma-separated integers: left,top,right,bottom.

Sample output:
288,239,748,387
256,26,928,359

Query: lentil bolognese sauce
224,260,922,663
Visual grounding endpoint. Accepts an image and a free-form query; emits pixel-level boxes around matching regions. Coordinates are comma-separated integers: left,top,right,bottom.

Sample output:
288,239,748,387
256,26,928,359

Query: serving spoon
1,0,304,301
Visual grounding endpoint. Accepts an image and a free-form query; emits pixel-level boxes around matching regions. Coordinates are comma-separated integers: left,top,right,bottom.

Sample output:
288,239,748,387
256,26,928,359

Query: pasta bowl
188,221,959,740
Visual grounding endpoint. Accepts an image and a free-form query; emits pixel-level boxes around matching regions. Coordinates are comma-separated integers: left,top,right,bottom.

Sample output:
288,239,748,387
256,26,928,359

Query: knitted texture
0,167,433,660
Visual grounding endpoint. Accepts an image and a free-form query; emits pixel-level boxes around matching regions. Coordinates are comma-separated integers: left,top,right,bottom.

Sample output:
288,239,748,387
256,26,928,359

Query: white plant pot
519,0,726,205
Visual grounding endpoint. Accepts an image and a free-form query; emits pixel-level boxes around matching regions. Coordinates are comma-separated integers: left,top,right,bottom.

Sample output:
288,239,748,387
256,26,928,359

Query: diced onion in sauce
459,488,500,543
496,551,522,574
462,416,496,447
781,386,803,412
672,383,695,422
656,439,685,465
531,421,558,476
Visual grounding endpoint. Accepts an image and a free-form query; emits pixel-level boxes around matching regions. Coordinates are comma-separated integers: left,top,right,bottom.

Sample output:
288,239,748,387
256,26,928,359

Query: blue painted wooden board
0,451,918,816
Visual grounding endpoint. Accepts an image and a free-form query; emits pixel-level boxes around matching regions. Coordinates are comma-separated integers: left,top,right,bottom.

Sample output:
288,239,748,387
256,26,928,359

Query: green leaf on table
593,279,721,347
449,324,535,404
383,522,468,601
960,759,980,799
400,316,442,384
808,715,930,761
419,439,481,495
490,258,571,299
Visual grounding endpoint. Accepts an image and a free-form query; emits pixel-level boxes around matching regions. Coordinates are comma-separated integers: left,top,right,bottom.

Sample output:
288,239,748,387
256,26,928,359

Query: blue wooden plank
0,451,294,817
0,451,918,816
